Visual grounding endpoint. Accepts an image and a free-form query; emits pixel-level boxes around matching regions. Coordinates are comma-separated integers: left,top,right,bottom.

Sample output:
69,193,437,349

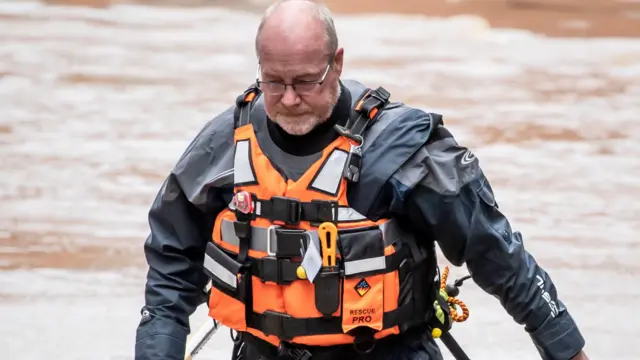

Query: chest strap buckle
269,196,301,225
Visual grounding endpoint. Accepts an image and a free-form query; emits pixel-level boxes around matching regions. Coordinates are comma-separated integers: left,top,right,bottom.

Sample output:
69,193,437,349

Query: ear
332,47,344,77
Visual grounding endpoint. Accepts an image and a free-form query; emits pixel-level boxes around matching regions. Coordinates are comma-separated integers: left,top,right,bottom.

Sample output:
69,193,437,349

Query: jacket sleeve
135,110,235,360
392,123,586,360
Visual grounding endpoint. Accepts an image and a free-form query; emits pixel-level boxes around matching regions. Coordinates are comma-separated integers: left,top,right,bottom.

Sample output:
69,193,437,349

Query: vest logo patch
354,278,370,297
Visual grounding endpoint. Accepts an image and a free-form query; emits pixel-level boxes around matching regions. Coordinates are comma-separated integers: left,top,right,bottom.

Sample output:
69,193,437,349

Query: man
135,1,589,359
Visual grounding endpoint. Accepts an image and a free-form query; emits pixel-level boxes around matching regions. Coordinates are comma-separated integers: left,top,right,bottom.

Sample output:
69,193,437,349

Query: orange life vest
203,84,433,350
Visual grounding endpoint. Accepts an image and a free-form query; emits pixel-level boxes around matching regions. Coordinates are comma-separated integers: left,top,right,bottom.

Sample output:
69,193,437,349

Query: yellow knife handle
318,222,338,267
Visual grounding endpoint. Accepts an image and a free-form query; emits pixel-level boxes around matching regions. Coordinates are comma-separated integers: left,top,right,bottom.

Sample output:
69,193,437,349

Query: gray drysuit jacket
134,79,585,360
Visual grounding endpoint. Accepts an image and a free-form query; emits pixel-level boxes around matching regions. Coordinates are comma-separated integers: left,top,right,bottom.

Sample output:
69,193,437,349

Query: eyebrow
296,68,324,79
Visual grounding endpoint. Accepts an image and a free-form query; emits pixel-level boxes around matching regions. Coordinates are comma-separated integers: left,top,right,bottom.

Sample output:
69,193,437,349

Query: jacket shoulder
170,105,236,206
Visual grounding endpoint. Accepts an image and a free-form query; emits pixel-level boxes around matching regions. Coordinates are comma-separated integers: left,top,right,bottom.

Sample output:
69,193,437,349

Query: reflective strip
234,139,255,184
203,251,237,289
309,149,348,195
221,219,295,255
344,256,387,276
219,218,400,254
337,207,366,221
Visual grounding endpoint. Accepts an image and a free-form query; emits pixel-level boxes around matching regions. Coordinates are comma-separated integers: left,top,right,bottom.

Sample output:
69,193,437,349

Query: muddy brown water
1,1,639,359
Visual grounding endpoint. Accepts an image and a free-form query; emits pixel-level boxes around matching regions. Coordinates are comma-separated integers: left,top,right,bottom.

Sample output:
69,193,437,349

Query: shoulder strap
233,83,262,129
334,86,391,183
345,86,391,137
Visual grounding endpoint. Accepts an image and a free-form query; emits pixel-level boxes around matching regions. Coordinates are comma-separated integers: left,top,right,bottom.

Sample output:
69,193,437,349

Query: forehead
259,51,326,77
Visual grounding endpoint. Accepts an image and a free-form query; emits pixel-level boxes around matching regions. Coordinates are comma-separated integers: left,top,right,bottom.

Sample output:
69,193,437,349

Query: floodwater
1,1,639,359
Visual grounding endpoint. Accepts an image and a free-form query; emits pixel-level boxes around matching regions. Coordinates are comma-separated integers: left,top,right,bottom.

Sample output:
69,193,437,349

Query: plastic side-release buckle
269,196,302,225
309,200,339,224
262,310,300,341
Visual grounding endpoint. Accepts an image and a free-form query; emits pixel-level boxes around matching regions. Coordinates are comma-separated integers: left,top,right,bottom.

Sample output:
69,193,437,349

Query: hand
571,350,590,360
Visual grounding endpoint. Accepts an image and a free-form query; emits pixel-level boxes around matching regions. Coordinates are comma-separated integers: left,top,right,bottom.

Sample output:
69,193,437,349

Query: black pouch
203,242,245,298
340,227,386,278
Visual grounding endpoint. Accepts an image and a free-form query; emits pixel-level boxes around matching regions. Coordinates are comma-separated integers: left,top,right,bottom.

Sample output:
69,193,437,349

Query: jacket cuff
528,310,585,360
135,316,189,360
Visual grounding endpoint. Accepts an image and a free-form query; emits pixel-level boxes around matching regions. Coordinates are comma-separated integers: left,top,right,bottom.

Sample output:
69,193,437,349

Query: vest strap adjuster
308,200,339,224
247,197,339,224
355,86,390,121
268,228,309,258
260,310,297,341
269,196,302,225
255,257,301,285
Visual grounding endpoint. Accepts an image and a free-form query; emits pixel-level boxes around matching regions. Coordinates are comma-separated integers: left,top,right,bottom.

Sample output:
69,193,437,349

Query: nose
280,85,300,107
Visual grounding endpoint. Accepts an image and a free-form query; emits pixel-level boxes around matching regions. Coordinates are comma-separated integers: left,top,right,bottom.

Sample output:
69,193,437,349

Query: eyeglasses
255,63,331,96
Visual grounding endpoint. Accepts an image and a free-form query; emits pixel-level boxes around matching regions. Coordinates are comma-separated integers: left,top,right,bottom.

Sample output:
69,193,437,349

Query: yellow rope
440,266,470,323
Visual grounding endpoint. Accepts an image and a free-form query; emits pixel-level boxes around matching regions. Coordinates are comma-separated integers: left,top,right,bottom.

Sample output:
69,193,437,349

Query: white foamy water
1,2,639,359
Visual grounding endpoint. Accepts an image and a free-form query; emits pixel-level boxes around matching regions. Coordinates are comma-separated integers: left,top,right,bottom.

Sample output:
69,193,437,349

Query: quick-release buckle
263,310,293,340
311,200,339,223
257,257,299,285
270,196,302,225
267,226,311,258
260,228,309,284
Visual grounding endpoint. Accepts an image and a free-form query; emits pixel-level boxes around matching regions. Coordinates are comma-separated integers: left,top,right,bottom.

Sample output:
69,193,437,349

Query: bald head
255,0,338,60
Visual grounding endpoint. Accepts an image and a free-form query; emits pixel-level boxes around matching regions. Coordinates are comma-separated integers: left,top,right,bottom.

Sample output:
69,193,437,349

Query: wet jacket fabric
135,79,585,360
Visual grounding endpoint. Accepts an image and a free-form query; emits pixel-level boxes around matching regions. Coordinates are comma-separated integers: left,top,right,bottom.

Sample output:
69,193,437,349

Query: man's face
257,32,343,135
